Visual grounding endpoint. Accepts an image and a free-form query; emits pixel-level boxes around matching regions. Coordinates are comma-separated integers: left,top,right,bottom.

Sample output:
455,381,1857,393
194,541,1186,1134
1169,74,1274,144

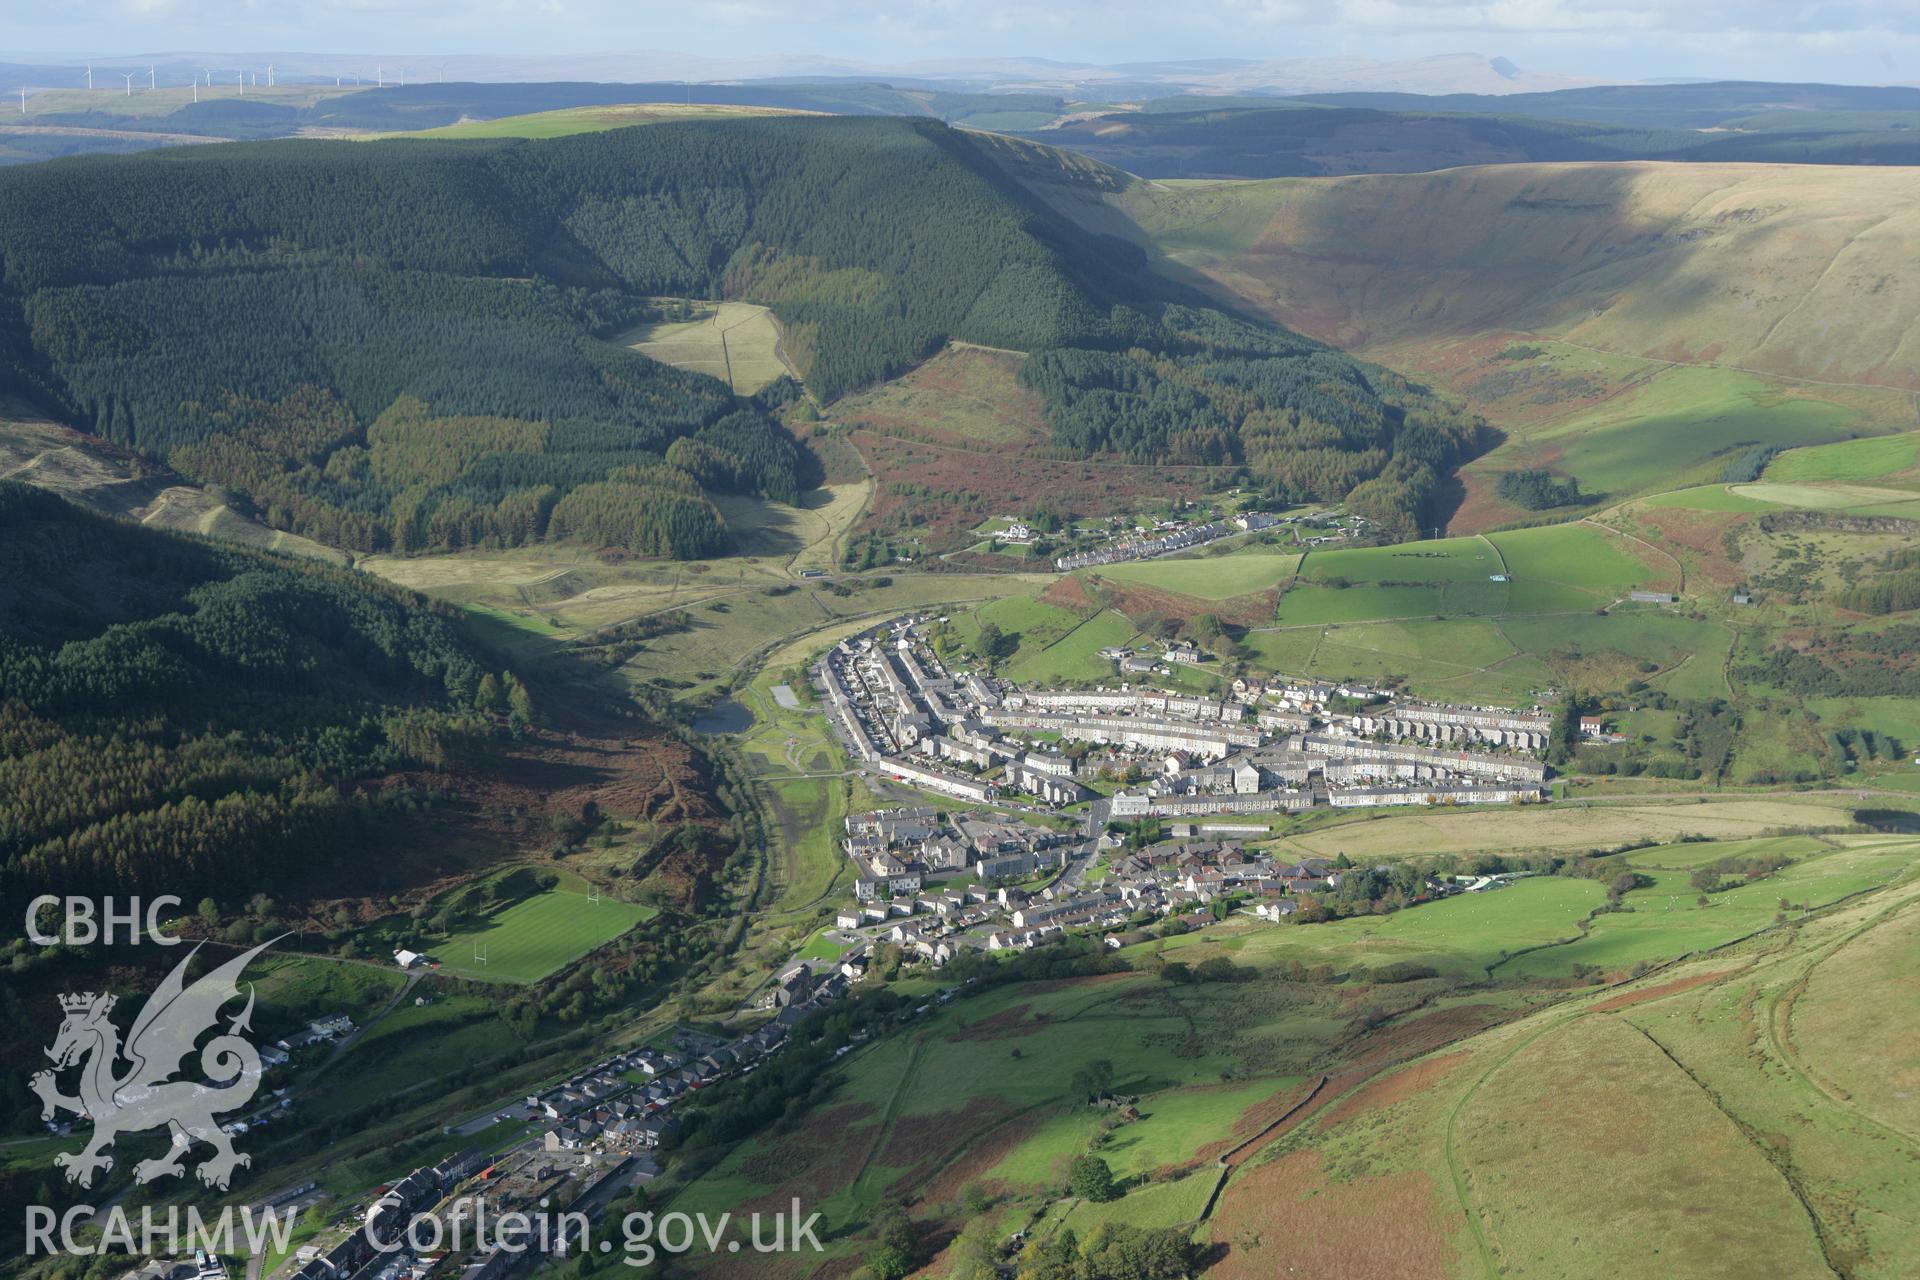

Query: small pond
693,697,754,734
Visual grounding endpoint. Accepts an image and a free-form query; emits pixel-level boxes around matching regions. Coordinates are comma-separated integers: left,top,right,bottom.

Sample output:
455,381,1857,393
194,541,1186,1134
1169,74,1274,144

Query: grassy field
427,888,655,982
1500,838,1913,978
1454,1014,1833,1276
668,969,1337,1253
1145,524,1672,700
1637,484,1792,513
1162,874,1610,979
1089,550,1301,600
1003,608,1142,683
621,300,792,394
1263,793,1886,861
392,102,820,139
1729,480,1920,519
1514,365,1868,496
1764,428,1920,486
1276,525,1656,629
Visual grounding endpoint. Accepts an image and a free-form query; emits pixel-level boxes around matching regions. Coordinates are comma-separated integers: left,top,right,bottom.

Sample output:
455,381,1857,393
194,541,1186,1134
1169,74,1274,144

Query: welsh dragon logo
32,939,276,1191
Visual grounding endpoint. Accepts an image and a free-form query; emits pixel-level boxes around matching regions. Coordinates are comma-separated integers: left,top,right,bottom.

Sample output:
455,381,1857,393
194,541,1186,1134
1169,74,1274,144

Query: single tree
1068,1154,1118,1203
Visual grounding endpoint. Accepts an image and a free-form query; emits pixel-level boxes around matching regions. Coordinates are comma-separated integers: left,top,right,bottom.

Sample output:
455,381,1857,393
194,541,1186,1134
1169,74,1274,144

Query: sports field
428,888,654,982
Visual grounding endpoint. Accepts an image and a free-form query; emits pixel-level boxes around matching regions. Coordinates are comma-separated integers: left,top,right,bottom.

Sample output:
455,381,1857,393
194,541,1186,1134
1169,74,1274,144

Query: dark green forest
0,481,506,903
0,116,1478,550
1018,306,1485,539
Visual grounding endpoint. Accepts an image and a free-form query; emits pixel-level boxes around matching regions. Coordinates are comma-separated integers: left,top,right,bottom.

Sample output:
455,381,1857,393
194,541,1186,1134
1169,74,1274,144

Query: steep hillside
1037,160,1920,521
1116,162,1920,388
0,118,1487,548
0,480,498,903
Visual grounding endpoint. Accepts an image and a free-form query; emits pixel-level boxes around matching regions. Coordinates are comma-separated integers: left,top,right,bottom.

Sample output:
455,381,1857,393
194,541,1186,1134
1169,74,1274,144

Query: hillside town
1051,507,1376,571
818,799,1525,967
816,613,1553,817
806,611,1560,962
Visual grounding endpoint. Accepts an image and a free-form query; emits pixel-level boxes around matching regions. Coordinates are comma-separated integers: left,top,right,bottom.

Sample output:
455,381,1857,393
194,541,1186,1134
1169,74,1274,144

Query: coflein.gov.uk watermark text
25,1202,824,1268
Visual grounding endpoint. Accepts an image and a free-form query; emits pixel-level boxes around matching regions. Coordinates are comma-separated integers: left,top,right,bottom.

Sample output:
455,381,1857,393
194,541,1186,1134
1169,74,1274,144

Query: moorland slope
1113,161,1920,389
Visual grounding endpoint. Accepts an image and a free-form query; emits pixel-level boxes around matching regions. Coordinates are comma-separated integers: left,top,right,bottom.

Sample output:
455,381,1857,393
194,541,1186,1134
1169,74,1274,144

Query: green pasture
1486,523,1662,594
1274,525,1651,629
1525,366,1866,496
1499,841,1914,978
1005,609,1142,683
1089,550,1302,600
1637,485,1787,513
1765,430,1920,486
1153,876,1609,978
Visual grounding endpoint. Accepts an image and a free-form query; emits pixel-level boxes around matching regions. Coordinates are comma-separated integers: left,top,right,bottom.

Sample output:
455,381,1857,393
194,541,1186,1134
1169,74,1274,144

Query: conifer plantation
0,117,1481,549
0,481,506,903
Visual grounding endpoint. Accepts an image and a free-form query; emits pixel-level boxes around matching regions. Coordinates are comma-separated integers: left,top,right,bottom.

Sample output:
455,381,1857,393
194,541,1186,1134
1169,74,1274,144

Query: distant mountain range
2,51,1613,97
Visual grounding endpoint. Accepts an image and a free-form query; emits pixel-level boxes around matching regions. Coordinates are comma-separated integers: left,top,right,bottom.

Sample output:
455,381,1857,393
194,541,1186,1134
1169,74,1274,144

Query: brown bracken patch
948,1003,1052,1042
1631,506,1749,587
1209,1149,1455,1280
1220,1004,1508,1168
1317,1051,1469,1130
882,1097,1023,1202
1589,969,1731,1012
736,1102,881,1220
1040,575,1097,612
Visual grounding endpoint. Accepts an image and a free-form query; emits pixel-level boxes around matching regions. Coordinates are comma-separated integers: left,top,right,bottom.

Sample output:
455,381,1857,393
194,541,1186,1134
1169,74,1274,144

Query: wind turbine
237,70,243,95
191,79,198,103
376,64,383,88
148,66,155,91
84,64,93,90
266,64,275,87
17,87,26,116
203,68,212,87
121,72,135,97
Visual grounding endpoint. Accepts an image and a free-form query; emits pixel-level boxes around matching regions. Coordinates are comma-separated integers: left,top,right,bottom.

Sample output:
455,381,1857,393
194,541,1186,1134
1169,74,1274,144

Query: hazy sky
11,0,1920,85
